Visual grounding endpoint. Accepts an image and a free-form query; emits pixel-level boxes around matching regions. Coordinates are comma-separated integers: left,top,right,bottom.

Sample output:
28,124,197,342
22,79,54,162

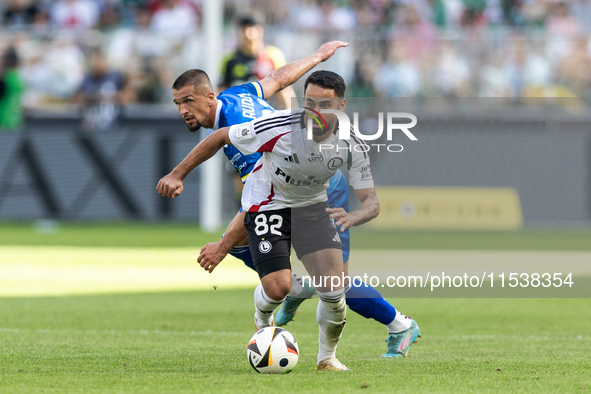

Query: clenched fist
157,172,184,198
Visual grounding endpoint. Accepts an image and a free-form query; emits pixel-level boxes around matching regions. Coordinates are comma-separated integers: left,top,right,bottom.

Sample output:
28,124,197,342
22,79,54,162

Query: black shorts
244,201,342,278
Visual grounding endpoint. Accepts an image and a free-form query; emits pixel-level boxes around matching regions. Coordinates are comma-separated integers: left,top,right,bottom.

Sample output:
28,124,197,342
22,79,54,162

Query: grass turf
0,290,590,393
1,222,590,392
2,221,591,251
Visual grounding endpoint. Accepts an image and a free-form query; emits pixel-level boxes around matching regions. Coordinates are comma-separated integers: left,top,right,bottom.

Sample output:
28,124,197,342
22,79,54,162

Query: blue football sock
345,279,397,325
228,245,256,271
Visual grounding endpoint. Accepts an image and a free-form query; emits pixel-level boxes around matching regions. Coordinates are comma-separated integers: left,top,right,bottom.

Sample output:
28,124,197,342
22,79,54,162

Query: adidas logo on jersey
284,154,300,164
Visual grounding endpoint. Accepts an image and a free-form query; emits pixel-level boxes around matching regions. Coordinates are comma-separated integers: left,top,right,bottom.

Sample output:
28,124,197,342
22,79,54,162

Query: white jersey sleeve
228,109,294,155
347,138,374,190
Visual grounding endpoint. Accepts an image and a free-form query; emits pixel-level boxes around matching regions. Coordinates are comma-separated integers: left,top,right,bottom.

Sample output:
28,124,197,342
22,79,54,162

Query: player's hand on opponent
156,173,184,198
326,207,354,232
198,241,227,273
315,41,349,62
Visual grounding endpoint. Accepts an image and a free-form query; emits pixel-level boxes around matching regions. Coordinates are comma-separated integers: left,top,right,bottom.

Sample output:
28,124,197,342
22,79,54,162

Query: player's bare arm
198,210,248,273
156,126,232,198
327,188,380,232
258,41,348,99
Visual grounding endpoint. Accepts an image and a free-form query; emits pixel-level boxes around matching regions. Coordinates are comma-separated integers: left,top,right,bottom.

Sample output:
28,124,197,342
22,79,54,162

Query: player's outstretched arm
156,127,232,198
258,40,348,99
198,210,248,273
327,188,380,232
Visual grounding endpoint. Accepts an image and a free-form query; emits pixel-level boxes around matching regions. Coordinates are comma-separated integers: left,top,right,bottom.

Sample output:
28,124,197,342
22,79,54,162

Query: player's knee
261,270,291,300
264,282,290,301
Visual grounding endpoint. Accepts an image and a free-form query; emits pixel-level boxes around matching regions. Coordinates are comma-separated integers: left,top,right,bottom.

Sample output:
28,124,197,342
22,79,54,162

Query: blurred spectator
19,33,85,104
390,4,437,62
557,36,591,97
348,59,378,97
49,0,101,30
3,0,591,105
98,2,121,30
0,47,25,131
289,0,323,30
74,49,132,131
546,0,582,38
219,14,295,109
460,0,487,27
434,39,471,96
352,0,384,29
290,0,357,31
2,0,41,27
502,37,552,97
130,56,165,103
320,0,357,31
150,0,197,37
571,0,591,26
373,41,423,97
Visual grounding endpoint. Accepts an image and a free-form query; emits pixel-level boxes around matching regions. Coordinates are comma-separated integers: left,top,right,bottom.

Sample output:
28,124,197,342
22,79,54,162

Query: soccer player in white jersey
156,72,381,371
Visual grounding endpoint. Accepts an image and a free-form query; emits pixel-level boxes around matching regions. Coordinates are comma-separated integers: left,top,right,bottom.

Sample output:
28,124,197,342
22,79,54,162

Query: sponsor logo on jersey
230,152,241,164
274,167,329,187
259,240,272,253
308,153,323,163
360,164,372,180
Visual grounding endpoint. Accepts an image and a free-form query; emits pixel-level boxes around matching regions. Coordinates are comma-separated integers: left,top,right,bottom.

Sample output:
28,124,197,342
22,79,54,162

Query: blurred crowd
1,0,591,130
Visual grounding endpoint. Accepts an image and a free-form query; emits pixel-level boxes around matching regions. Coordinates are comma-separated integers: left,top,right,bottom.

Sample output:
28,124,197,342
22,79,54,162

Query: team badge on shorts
259,240,272,253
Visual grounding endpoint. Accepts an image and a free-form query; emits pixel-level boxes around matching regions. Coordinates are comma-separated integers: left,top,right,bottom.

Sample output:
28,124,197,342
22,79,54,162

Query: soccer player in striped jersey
161,55,421,358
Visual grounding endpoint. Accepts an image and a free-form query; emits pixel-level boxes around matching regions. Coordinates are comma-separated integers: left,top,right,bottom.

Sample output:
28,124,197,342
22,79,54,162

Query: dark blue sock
345,279,397,325
228,245,256,271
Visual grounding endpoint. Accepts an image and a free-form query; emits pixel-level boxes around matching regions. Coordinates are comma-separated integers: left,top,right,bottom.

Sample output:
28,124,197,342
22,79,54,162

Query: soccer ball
247,327,299,374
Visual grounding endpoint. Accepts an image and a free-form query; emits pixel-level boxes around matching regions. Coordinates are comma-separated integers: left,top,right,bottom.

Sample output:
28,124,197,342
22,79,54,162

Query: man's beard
312,125,326,136
312,120,335,136
187,120,202,133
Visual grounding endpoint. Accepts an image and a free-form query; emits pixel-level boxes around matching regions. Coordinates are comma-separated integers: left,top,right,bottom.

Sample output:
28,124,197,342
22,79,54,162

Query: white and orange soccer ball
247,327,299,374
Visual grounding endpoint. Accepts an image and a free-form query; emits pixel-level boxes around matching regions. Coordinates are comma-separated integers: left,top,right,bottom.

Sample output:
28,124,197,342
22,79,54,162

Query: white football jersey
228,109,374,212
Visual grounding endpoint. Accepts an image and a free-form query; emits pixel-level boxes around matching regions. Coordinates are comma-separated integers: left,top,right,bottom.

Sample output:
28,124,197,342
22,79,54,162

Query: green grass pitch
1,223,590,393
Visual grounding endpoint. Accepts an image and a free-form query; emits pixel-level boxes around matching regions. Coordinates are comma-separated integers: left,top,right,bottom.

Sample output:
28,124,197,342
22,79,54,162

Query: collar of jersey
213,99,223,130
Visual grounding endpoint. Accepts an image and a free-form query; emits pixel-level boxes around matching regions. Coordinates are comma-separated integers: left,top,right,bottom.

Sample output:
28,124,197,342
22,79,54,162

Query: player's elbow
268,69,290,91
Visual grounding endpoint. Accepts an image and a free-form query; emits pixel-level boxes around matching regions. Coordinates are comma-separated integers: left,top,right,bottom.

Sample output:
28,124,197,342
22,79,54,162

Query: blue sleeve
223,81,264,99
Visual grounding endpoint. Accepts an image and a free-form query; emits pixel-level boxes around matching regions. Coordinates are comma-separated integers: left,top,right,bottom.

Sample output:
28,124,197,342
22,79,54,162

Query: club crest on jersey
327,157,344,170
235,126,253,142
259,240,272,253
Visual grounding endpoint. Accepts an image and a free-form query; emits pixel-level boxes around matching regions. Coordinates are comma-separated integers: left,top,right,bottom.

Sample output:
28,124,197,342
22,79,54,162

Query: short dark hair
304,70,346,98
238,13,263,28
172,69,213,93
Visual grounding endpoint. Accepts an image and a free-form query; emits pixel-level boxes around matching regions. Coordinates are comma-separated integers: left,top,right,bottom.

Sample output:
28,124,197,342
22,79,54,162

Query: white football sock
386,312,412,333
316,288,347,363
254,284,284,328
287,272,304,298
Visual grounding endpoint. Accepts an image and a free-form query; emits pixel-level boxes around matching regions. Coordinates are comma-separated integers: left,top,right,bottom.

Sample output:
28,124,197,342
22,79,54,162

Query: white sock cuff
317,288,346,303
